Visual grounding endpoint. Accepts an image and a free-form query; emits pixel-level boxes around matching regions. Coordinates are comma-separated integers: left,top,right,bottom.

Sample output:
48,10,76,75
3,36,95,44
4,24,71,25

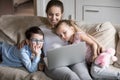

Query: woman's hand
17,39,29,49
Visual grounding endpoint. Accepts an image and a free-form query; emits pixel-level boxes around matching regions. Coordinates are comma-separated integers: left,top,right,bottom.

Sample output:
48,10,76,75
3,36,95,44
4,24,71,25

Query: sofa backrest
0,15,119,49
0,15,48,45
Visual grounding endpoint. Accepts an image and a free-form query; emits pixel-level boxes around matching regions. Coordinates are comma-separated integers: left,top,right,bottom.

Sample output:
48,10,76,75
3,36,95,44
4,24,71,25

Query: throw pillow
114,32,120,68
79,22,116,49
24,71,52,80
0,66,29,80
92,22,116,49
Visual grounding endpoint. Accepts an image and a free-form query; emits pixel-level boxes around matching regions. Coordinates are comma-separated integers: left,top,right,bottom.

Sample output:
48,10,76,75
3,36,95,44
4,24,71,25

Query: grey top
39,25,68,56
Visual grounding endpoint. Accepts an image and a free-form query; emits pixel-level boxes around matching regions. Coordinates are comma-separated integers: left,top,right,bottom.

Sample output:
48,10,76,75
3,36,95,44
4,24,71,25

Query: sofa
0,15,120,80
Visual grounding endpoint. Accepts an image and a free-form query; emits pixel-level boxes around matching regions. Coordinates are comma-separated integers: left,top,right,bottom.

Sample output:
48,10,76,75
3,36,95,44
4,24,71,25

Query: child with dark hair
0,26,44,73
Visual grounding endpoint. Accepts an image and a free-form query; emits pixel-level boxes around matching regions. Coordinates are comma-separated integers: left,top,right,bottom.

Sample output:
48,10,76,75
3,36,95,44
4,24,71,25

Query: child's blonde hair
54,20,82,33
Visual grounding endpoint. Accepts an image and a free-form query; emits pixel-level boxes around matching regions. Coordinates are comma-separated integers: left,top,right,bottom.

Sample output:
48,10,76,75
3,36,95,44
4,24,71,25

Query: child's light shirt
0,42,41,72
73,32,92,62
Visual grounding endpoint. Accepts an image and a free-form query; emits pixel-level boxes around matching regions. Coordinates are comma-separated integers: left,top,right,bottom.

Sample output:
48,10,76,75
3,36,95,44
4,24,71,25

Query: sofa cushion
0,66,29,80
24,71,52,80
78,22,116,49
114,32,120,68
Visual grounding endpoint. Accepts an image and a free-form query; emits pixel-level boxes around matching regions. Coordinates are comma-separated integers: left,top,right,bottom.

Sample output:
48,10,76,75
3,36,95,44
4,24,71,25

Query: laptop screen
44,42,87,70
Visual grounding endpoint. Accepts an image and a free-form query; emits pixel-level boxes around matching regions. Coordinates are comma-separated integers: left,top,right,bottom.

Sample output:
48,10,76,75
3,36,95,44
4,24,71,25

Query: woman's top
73,32,92,62
40,25,68,56
0,42,41,73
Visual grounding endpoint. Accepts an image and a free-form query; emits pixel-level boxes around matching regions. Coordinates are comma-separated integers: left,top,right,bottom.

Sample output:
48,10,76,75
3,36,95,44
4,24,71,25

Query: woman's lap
45,61,93,80
70,61,92,80
91,63,120,80
45,66,80,80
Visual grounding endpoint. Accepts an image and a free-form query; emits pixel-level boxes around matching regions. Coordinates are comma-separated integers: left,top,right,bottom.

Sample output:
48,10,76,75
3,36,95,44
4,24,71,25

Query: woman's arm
17,39,29,49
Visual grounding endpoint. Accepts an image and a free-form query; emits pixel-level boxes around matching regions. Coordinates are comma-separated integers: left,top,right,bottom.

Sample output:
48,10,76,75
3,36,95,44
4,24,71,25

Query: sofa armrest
0,66,29,80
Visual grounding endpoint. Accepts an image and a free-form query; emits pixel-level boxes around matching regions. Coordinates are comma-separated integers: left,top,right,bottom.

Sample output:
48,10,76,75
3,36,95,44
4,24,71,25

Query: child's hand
97,44,105,55
32,46,41,57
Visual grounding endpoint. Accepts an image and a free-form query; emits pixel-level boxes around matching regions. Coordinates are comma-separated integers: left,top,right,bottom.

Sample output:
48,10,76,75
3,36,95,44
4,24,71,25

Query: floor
14,1,34,16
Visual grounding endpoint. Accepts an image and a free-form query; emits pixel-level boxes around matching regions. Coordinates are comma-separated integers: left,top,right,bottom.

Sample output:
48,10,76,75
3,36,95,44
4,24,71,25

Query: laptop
44,42,87,70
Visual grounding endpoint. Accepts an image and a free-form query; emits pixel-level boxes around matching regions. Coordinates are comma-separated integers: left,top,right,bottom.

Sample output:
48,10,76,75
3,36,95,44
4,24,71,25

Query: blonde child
54,20,104,65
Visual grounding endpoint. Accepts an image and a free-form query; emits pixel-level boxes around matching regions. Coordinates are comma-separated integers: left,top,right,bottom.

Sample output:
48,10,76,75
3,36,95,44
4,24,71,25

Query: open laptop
44,42,87,70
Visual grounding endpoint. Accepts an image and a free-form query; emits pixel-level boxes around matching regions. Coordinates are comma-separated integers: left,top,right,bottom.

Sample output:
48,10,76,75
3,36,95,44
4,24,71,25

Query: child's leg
71,61,93,80
91,63,120,80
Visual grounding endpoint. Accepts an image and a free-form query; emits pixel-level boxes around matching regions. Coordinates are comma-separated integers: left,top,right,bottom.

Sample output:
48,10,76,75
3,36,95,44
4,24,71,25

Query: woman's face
47,6,63,27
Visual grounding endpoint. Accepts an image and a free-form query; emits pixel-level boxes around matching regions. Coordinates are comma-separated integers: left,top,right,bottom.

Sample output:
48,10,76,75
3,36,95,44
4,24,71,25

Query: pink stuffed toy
94,48,117,68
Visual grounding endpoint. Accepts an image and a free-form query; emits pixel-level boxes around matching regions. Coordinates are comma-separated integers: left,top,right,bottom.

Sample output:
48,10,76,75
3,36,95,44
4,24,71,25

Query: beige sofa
0,15,120,80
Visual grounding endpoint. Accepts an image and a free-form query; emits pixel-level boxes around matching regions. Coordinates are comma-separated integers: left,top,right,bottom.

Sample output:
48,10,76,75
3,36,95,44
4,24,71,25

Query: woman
39,1,92,80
